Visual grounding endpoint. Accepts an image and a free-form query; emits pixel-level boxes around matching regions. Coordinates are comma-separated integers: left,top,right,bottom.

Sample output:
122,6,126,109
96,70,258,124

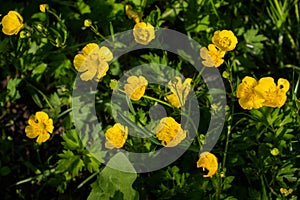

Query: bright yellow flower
125,4,140,23
255,77,290,108
236,76,265,110
84,19,92,27
133,22,155,45
105,123,128,149
73,43,113,81
270,148,280,156
156,117,186,147
212,30,238,51
1,11,24,35
124,75,148,100
196,152,218,178
39,4,49,12
25,111,54,143
167,77,192,108
200,44,226,67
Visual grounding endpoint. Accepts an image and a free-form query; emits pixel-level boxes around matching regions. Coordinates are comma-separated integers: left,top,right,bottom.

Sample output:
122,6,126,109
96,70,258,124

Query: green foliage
88,153,138,200
0,0,299,199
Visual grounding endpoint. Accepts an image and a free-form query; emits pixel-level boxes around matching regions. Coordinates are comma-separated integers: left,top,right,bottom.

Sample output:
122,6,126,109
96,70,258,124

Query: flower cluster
200,30,238,67
73,43,113,82
126,4,155,45
25,111,54,143
196,152,218,178
236,76,290,110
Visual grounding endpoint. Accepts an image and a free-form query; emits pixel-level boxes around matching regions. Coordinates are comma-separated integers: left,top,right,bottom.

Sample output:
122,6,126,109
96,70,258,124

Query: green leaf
56,150,84,177
87,152,138,200
7,78,21,101
32,63,47,81
61,129,83,150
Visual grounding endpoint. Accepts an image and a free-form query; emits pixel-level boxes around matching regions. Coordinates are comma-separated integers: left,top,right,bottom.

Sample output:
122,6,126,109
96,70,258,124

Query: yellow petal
165,93,181,108
25,126,39,138
73,54,88,72
35,111,49,122
196,152,218,178
1,11,24,35
95,62,109,81
36,132,50,143
45,119,54,133
277,78,290,93
82,43,99,56
98,46,113,62
80,69,97,81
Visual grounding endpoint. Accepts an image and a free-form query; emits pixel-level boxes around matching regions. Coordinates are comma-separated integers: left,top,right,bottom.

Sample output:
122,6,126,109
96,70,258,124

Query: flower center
220,37,231,48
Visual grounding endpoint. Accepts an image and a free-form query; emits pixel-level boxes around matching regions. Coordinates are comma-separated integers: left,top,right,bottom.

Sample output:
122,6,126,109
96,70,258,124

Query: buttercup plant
1,1,299,199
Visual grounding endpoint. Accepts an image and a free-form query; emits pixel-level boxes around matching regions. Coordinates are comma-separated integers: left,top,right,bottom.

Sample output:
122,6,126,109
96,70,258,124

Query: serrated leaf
61,130,83,150
56,150,84,177
87,152,138,200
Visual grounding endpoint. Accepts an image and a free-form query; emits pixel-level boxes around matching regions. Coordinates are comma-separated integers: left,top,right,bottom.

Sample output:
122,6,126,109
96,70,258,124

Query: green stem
77,170,100,189
27,83,55,111
90,26,108,41
143,95,173,108
209,0,219,18
222,61,234,169
216,173,222,200
57,108,72,118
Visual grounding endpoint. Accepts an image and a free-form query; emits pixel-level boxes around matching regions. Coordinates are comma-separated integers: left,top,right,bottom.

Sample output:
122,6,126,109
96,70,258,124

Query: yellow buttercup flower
200,44,226,67
124,75,148,100
125,4,140,23
1,11,24,35
105,123,128,149
39,4,49,12
167,77,192,108
254,77,290,108
237,76,290,109
212,30,238,51
236,76,265,110
196,152,218,178
73,43,113,81
133,22,155,45
156,117,186,147
25,111,54,143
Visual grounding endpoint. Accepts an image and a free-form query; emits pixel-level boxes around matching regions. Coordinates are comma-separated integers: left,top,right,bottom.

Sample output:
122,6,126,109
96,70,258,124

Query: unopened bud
39,4,49,12
84,19,92,27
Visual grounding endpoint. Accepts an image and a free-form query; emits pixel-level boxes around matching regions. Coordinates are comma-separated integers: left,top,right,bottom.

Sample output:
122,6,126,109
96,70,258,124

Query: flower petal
36,132,50,143
25,126,39,138
82,43,99,56
73,54,88,72
98,46,113,62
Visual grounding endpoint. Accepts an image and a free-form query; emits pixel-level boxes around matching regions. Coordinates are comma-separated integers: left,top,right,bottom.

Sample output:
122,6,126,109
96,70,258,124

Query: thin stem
222,61,234,169
143,95,173,108
27,83,55,111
